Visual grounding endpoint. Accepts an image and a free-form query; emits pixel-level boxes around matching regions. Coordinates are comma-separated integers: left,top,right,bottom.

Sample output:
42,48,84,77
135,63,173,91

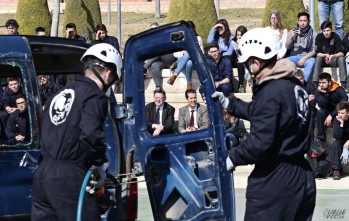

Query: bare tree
51,0,60,37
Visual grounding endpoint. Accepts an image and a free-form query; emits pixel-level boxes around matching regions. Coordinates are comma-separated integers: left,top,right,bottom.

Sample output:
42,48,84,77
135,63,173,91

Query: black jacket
206,55,232,82
40,75,108,168
6,110,29,144
2,87,22,108
39,81,60,106
92,35,120,52
333,118,349,141
314,81,348,117
146,102,175,134
227,59,311,166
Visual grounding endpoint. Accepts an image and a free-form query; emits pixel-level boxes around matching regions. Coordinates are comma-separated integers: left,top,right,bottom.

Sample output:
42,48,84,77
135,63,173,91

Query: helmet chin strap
87,64,109,92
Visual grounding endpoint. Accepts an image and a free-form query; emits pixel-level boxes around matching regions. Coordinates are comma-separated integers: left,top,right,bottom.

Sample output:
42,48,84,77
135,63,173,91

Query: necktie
155,107,160,124
189,110,194,127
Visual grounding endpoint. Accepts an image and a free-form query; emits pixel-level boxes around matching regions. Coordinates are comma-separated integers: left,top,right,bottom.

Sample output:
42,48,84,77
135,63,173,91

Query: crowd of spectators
4,8,349,179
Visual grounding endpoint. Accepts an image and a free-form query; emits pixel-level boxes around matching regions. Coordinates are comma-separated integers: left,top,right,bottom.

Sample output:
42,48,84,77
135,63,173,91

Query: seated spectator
232,25,248,93
146,88,175,136
6,95,29,144
144,23,176,90
5,19,19,35
36,27,46,36
265,9,288,59
178,89,209,132
50,75,67,88
38,75,60,108
206,43,233,97
92,24,120,52
329,101,349,180
144,54,176,90
207,19,236,57
286,12,316,81
313,21,346,87
223,109,239,133
65,23,86,43
314,72,348,142
294,69,316,139
167,21,204,90
0,78,23,137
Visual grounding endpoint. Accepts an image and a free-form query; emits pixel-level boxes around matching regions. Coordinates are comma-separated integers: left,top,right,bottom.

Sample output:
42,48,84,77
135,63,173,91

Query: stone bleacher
115,66,348,172
117,66,343,130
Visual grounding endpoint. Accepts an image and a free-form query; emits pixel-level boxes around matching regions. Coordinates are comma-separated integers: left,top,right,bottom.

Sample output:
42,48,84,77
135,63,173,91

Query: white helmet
237,28,281,63
81,43,122,79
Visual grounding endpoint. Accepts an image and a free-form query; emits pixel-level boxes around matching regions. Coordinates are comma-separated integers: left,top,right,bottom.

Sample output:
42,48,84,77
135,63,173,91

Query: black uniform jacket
40,75,108,168
227,59,312,166
146,102,175,134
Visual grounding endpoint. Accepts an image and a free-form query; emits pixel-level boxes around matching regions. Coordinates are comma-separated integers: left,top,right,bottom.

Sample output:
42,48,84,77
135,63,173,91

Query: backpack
306,140,332,178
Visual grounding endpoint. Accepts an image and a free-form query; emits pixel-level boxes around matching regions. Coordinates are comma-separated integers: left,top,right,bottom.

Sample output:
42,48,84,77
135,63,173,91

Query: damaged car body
0,21,235,220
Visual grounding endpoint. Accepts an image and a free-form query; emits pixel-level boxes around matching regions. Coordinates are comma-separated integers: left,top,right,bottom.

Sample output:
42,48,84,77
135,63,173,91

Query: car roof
0,35,89,75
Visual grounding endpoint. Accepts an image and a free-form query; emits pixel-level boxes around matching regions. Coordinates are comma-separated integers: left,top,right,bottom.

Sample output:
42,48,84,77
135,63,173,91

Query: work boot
187,83,192,89
167,75,177,85
333,169,341,180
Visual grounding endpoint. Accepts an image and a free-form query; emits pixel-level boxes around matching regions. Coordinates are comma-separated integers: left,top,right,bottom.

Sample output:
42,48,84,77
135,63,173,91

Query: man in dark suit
178,89,209,133
146,88,175,136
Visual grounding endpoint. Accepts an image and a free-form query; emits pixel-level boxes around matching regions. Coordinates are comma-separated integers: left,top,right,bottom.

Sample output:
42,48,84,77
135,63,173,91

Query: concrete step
144,68,253,94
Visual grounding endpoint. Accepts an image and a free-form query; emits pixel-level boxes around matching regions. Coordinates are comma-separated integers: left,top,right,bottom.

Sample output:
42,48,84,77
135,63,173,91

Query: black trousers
316,108,331,142
31,160,100,221
329,140,344,170
244,160,316,221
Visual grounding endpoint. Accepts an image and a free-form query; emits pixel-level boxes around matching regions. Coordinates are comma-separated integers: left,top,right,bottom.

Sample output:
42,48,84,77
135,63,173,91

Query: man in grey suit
146,88,175,136
178,89,209,133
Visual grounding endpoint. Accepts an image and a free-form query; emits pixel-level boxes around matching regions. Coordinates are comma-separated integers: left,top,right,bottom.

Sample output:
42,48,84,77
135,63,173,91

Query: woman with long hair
265,9,287,58
232,25,248,93
207,19,235,57
167,21,204,89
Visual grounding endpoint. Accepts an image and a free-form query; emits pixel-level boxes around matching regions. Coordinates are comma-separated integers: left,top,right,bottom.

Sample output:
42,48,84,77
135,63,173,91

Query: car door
0,36,90,218
0,36,43,218
122,22,235,220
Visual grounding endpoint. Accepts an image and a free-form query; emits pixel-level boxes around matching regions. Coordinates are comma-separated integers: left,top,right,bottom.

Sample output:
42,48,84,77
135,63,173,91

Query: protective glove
341,148,349,164
86,165,107,196
226,156,235,172
212,91,229,109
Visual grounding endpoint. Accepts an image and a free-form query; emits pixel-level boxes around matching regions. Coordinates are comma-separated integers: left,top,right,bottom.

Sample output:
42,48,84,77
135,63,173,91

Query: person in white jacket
265,9,287,59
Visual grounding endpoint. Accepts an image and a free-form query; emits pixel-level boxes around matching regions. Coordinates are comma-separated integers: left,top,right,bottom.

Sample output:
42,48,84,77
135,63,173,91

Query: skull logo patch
49,89,75,125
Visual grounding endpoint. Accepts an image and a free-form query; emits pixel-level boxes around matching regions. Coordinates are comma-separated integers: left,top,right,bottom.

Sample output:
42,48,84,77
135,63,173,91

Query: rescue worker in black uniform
31,43,123,221
212,28,316,221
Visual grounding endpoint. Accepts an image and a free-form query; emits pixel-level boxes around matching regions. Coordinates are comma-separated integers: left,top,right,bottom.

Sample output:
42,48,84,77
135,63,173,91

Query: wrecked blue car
0,21,235,220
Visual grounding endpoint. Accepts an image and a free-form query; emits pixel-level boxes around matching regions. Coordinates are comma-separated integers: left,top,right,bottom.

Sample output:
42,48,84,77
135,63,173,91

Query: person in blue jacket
207,19,236,57
213,28,316,221
31,43,123,221
206,42,233,97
